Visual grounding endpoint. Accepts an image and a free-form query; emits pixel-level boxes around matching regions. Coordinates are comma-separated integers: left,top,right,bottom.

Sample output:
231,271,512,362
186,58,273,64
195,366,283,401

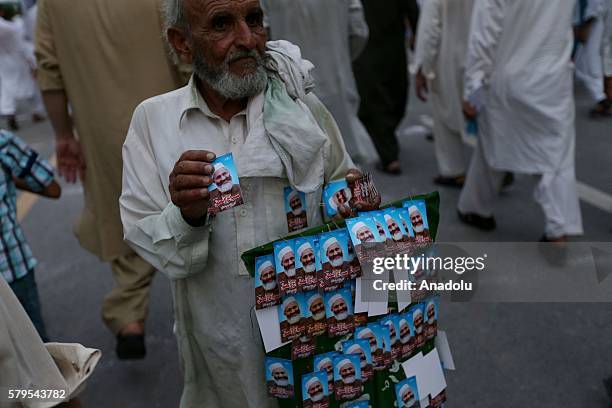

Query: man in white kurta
458,0,583,240
120,1,356,406
412,0,475,185
604,0,612,96
260,0,375,164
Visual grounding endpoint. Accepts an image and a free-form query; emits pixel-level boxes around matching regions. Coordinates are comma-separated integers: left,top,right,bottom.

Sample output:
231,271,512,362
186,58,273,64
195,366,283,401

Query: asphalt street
10,82,612,407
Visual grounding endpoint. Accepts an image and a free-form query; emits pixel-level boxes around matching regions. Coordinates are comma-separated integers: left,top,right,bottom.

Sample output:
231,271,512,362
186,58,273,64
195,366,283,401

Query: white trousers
575,18,607,102
458,142,584,238
432,106,467,177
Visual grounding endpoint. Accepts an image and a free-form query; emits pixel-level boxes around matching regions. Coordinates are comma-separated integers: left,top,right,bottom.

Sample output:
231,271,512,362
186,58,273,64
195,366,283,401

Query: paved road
10,82,612,407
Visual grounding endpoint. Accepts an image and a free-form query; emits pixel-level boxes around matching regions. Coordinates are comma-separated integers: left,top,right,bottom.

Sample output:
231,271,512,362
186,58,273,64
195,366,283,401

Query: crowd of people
1,0,611,406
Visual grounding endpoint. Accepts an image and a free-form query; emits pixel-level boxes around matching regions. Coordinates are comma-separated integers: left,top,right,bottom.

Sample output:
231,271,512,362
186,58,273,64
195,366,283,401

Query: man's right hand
169,150,216,226
56,135,86,184
415,70,429,102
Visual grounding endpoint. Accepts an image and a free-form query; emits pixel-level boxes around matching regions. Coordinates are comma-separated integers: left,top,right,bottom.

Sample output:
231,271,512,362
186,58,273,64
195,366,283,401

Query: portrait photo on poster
207,153,244,214
254,254,280,310
323,179,352,217
284,186,308,232
265,357,295,399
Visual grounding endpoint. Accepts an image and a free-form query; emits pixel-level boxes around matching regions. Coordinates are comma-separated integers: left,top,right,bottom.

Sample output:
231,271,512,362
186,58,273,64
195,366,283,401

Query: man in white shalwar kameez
458,0,583,241
574,0,610,115
259,0,376,164
603,0,612,98
120,0,365,406
412,0,475,187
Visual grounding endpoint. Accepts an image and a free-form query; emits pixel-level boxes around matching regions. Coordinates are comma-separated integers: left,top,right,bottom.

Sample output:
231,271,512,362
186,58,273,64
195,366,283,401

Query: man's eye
212,16,229,30
245,11,263,27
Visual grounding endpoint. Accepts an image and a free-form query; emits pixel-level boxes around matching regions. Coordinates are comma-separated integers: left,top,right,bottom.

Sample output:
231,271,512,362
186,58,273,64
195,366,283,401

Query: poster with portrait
395,376,422,408
318,230,351,292
380,314,402,361
409,264,429,304
398,314,416,359
291,335,316,361
344,280,367,327
349,172,380,210
346,216,385,262
345,401,369,408
342,338,373,382
207,153,244,214
305,291,326,337
403,199,431,242
333,354,362,401
254,254,280,310
424,296,440,341
301,371,330,408
265,357,295,399
323,180,352,218
314,352,339,394
295,237,320,292
429,389,447,408
376,323,393,369
408,303,426,350
278,294,306,342
346,239,362,279
324,288,354,337
382,207,414,253
355,325,384,371
284,187,308,232
274,240,301,296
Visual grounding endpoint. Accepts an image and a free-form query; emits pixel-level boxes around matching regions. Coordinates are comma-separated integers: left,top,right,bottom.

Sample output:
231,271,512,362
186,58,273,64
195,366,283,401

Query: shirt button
240,209,248,217
231,137,237,144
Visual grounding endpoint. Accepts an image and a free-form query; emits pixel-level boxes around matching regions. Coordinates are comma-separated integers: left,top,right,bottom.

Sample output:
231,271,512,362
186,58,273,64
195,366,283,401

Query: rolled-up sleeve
34,0,64,91
411,0,442,78
120,104,211,281
0,130,54,192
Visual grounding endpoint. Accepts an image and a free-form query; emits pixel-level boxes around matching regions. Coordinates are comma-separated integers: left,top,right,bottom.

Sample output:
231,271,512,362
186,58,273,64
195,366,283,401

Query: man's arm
411,0,442,101
348,0,369,60
120,104,213,281
14,177,61,198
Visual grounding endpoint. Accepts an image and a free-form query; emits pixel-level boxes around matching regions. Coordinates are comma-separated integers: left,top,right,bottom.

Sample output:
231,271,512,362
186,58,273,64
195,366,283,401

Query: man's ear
167,27,193,64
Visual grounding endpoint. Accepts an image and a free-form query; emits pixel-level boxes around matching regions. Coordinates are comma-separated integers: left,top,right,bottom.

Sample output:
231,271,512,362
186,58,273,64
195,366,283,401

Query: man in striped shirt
0,128,60,340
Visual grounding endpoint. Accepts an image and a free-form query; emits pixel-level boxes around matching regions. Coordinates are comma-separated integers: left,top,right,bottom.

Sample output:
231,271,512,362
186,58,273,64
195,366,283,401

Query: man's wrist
181,211,208,227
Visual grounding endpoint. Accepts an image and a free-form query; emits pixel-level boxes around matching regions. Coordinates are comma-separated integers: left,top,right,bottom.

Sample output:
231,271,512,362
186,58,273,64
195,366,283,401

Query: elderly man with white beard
305,376,327,405
286,190,307,231
119,0,367,405
269,362,293,392
408,206,430,240
398,383,418,408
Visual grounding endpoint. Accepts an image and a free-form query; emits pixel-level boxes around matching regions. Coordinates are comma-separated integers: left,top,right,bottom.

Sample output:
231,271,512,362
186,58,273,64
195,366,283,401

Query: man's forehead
188,0,262,16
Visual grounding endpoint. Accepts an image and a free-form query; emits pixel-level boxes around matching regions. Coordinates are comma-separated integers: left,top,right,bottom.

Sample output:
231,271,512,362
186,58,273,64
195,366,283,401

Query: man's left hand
334,169,381,219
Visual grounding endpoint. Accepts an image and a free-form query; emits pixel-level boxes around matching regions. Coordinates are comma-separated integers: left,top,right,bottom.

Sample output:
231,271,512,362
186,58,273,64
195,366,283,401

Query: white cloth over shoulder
261,0,375,164
465,0,576,174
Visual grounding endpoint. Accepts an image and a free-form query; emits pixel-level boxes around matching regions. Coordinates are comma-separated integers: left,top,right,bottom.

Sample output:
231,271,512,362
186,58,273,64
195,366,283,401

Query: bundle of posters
207,153,244,214
265,357,295,399
285,187,309,232
323,173,381,219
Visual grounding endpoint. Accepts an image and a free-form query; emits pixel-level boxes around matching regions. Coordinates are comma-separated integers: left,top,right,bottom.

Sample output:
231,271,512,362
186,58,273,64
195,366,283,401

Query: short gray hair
163,0,188,32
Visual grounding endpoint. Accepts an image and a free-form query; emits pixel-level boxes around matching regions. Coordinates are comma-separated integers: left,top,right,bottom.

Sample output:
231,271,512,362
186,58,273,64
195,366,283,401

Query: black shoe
434,175,465,188
502,172,514,189
7,116,18,131
457,210,496,231
116,334,146,360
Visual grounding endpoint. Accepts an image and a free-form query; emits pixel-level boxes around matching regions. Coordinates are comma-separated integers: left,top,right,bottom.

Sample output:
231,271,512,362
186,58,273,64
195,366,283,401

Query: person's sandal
116,334,146,360
376,161,402,175
434,175,465,188
457,210,496,231
589,99,612,118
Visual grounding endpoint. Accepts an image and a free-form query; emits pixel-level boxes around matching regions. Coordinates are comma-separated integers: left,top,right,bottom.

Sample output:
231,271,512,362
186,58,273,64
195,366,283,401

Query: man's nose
234,20,257,49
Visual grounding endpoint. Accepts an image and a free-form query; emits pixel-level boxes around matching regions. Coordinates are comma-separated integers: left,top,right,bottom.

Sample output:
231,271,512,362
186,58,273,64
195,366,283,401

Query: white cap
257,260,274,275
413,308,423,317
408,206,419,215
213,163,227,174
269,362,284,372
357,328,373,338
288,190,299,201
323,237,339,253
277,246,293,262
282,296,298,310
307,293,323,308
297,242,313,258
351,222,368,236
328,293,344,308
427,301,435,311
346,344,362,354
384,214,393,223
399,319,409,328
337,358,353,369
316,358,331,370
305,376,320,389
399,383,412,397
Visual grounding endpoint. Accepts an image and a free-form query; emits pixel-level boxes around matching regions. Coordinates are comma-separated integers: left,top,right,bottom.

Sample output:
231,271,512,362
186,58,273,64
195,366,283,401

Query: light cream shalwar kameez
120,73,354,407
411,0,475,177
458,0,583,238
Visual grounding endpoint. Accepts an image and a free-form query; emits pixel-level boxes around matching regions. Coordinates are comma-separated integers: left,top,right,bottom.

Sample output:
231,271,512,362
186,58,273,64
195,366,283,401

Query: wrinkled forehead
185,0,262,19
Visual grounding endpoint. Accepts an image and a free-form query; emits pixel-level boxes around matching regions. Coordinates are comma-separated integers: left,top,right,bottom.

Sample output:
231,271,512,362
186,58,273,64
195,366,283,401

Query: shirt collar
178,75,264,128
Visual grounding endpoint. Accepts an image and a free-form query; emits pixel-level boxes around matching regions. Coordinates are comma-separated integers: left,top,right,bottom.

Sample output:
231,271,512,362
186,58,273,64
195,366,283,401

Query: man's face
410,211,424,229
360,331,377,352
260,267,275,289
386,323,397,343
334,190,348,206
300,249,315,269
174,0,267,98
399,322,410,342
402,388,415,407
272,367,289,385
308,381,324,400
326,243,343,265
290,195,302,213
309,297,325,320
357,227,375,243
213,168,233,192
282,252,295,272
284,301,300,324
427,304,435,321
320,360,333,380
340,363,356,383
331,299,348,319
387,219,402,241
414,313,423,329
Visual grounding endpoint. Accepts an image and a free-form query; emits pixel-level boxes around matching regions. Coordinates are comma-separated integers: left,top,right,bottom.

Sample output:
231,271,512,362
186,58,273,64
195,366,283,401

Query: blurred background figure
35,0,186,359
574,0,611,116
261,0,375,164
352,0,419,175
459,0,583,242
412,0,475,186
0,0,44,131
603,0,612,102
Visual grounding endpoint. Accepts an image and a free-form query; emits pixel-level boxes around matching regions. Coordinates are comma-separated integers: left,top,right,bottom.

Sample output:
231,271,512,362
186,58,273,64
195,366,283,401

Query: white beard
393,232,403,241
335,311,348,321
313,311,326,321
414,224,425,233
326,372,333,381
275,378,289,387
285,268,296,277
218,182,233,193
360,360,367,369
291,208,303,216
415,326,423,334
330,258,343,268
342,376,355,385
287,315,301,325
400,335,410,344
310,392,324,402
262,281,276,291
304,263,316,273
428,317,435,325
403,397,416,407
